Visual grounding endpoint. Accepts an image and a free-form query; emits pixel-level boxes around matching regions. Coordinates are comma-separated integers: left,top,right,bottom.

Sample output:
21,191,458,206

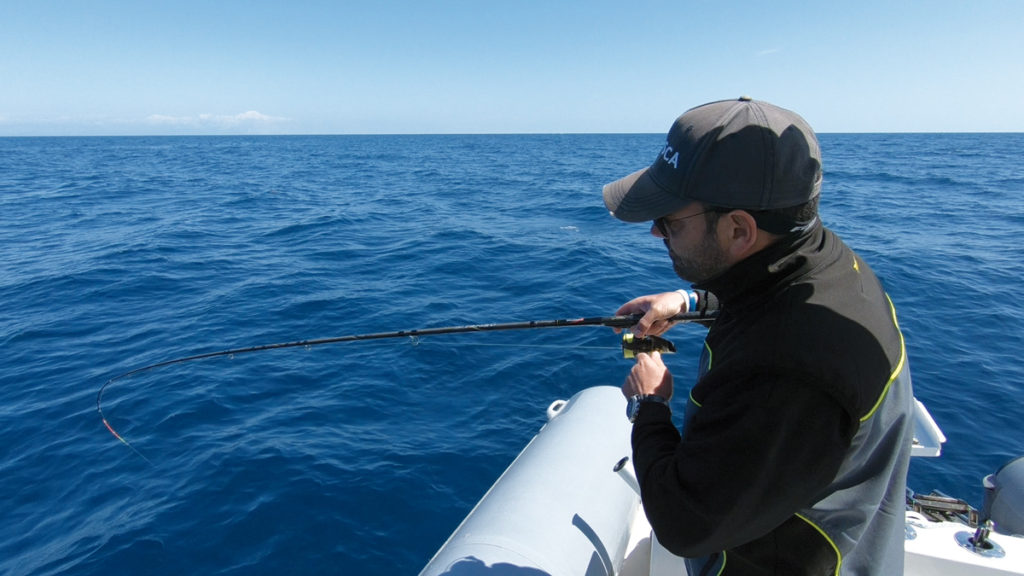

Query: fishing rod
97,307,719,459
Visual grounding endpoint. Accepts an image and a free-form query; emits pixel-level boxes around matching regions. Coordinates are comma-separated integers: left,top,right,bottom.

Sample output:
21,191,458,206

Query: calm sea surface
2,133,1022,575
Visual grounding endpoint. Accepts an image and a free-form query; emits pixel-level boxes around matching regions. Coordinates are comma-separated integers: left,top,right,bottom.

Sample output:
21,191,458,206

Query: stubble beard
667,233,730,285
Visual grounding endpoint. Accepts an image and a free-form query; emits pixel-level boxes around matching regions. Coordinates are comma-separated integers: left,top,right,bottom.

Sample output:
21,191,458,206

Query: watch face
627,395,641,422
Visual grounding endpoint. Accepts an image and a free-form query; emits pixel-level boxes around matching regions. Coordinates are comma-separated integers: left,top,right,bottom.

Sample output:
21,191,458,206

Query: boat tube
986,456,1024,536
419,386,641,576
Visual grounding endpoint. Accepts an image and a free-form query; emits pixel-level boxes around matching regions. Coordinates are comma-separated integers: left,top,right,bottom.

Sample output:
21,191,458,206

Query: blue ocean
2,133,1022,575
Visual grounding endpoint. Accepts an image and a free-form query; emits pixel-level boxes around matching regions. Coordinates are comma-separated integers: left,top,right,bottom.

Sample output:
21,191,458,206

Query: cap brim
602,168,691,223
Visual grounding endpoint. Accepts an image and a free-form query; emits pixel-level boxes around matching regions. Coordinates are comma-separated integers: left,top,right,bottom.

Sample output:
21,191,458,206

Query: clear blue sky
2,0,1021,135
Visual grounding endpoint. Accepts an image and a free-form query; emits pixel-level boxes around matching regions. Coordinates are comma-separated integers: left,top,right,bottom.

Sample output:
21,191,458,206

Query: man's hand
614,291,687,337
622,351,674,400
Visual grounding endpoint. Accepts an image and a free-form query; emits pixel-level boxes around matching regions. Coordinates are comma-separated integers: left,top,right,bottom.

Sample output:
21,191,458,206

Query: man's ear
718,210,761,259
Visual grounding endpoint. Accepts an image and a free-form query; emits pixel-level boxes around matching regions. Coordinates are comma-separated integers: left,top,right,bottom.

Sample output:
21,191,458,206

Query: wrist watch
627,394,669,422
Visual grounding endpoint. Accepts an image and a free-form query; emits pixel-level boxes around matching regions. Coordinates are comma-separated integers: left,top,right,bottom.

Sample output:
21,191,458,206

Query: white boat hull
420,386,639,575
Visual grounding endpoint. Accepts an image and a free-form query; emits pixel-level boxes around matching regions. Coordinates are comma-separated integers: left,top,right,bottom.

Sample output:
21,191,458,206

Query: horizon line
2,130,1022,138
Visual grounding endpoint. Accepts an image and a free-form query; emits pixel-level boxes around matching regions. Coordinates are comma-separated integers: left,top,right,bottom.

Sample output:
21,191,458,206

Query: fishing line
96,309,718,460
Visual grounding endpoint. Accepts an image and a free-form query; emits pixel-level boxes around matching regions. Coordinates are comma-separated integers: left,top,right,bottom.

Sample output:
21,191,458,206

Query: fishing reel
621,332,676,359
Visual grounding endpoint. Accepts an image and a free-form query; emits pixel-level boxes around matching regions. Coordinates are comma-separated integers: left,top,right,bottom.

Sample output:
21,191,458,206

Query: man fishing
605,97,914,575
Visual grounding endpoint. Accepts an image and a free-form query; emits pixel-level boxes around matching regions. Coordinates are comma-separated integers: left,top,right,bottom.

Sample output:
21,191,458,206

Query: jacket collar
694,218,826,313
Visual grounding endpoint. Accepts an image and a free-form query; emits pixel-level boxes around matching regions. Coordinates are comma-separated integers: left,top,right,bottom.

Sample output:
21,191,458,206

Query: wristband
675,289,697,313
675,289,690,313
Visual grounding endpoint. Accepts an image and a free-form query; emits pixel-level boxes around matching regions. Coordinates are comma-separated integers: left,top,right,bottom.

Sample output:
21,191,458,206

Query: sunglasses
653,208,723,237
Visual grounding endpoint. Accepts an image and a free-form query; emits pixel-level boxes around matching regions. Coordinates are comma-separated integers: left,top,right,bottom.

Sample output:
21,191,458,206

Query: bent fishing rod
97,301,718,459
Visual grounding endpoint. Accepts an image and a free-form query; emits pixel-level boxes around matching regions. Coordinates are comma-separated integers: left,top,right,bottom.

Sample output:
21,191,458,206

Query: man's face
652,204,731,284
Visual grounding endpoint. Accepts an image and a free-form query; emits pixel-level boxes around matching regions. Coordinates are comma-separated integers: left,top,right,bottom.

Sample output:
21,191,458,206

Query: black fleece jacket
631,221,907,574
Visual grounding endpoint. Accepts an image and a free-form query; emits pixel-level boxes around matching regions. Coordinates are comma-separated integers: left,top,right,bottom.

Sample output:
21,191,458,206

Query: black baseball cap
603,97,822,223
